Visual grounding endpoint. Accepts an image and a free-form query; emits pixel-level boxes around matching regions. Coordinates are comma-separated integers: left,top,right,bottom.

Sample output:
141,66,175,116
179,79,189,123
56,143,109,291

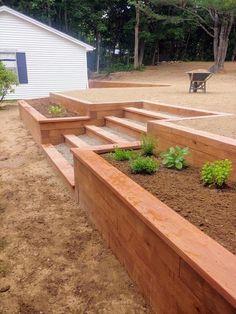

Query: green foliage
48,104,66,116
111,148,138,161
130,156,159,174
0,62,18,104
201,159,232,187
161,146,189,170
141,134,158,156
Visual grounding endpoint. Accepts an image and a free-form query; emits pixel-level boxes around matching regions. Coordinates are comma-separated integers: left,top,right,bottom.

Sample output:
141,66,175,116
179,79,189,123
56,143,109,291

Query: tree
175,0,236,71
0,62,18,105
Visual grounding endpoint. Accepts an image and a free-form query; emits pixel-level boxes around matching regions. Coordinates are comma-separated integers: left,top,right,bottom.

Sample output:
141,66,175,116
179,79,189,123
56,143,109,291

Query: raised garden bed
103,152,236,254
31,102,79,118
72,148,236,314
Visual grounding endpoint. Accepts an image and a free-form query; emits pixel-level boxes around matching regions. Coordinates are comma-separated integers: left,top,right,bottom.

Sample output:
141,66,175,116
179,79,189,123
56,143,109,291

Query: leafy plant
130,156,159,174
0,62,18,105
161,146,189,170
201,159,232,187
111,148,138,161
48,104,66,116
141,134,158,156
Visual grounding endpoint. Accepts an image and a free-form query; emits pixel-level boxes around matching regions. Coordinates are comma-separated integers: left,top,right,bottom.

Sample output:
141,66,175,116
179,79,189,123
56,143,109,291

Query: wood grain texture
72,149,236,314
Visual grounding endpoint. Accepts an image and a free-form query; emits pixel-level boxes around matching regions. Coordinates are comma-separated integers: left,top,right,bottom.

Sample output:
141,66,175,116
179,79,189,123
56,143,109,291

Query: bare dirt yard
64,61,236,139
0,105,152,314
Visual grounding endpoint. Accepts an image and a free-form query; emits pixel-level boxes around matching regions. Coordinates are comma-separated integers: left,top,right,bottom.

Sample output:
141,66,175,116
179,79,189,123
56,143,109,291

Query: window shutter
16,53,28,84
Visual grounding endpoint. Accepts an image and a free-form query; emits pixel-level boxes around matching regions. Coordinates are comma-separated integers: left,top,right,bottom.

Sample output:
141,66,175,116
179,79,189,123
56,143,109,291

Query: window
0,52,18,76
0,52,28,84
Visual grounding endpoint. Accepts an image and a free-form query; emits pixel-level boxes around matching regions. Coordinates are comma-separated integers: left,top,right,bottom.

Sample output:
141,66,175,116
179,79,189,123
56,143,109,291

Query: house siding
0,11,88,99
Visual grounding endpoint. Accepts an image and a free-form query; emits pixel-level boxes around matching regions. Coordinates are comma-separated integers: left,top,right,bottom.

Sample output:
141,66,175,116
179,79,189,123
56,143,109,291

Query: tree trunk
64,0,68,33
138,40,145,67
134,2,140,69
212,11,234,72
232,28,236,61
96,32,101,73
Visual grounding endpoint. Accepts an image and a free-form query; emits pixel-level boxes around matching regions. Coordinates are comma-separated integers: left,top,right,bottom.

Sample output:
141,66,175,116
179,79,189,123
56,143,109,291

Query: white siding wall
0,12,88,99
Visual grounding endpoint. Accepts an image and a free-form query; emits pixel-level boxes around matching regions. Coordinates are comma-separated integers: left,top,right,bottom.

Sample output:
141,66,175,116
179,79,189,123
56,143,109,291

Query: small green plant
48,104,66,116
161,146,189,170
111,148,138,161
201,159,232,187
141,134,158,156
130,156,159,174
0,62,18,106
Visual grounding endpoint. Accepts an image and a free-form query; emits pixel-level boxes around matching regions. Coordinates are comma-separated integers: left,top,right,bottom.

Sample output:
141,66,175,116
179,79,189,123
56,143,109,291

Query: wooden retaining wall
72,149,236,314
18,100,94,145
89,80,170,88
148,120,236,181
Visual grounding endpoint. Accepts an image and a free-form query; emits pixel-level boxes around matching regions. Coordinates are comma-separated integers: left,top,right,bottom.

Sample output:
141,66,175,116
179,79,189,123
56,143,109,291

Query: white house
0,6,94,99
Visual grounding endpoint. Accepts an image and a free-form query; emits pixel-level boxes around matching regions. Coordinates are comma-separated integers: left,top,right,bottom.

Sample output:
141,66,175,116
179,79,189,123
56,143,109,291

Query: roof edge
0,5,94,51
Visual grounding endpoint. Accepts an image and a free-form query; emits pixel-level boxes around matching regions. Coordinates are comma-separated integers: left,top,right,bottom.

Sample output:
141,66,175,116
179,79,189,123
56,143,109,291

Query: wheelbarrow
186,69,213,93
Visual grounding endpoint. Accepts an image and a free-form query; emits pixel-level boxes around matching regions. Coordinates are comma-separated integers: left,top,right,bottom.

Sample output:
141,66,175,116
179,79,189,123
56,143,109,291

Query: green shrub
48,104,66,116
0,62,18,105
161,146,189,170
111,148,138,161
130,156,159,174
201,159,232,187
103,63,145,74
141,134,158,156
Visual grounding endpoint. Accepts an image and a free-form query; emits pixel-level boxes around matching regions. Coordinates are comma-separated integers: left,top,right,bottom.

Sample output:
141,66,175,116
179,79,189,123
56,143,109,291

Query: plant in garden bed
161,146,189,170
48,104,66,116
130,156,159,174
201,159,232,188
141,134,158,156
110,148,138,161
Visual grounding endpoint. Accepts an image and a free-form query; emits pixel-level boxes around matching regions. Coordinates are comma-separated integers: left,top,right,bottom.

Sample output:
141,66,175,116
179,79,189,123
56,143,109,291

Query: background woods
1,0,236,72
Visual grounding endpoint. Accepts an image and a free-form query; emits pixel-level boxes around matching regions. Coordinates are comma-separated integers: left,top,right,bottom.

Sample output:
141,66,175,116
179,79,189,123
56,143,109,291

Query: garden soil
103,154,236,255
31,103,79,118
0,105,152,314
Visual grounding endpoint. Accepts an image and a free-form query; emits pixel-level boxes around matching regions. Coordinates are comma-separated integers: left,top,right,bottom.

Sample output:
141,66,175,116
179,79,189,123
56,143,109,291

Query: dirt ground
103,153,236,255
63,62,236,138
0,105,152,314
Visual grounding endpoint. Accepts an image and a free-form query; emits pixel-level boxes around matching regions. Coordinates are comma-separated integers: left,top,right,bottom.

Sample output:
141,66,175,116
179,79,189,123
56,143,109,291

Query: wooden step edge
85,125,129,144
92,141,141,154
41,144,75,188
105,116,146,133
123,107,175,120
64,134,91,148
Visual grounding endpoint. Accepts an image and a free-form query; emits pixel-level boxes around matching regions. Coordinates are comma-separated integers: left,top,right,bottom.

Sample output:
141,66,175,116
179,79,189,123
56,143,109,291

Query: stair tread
124,107,181,119
86,125,129,143
64,134,91,148
42,144,74,187
106,116,147,132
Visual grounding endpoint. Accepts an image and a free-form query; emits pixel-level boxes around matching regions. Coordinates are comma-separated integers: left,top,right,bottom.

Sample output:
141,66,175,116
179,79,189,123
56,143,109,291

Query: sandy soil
0,105,152,314
63,62,236,138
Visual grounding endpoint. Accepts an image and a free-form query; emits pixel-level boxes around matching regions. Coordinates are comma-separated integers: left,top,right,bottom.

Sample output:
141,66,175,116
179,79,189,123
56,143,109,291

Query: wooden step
85,125,129,144
105,116,146,139
41,144,74,190
64,134,91,148
124,107,175,122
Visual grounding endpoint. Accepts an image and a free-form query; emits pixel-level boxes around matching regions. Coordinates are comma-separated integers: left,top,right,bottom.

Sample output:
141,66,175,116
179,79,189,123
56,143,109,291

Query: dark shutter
16,52,28,84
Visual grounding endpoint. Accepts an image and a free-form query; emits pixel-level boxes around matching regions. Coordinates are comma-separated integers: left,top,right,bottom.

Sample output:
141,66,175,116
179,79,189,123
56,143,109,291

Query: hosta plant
48,104,66,116
111,148,138,161
141,134,158,156
201,159,232,188
161,146,189,170
130,156,159,174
